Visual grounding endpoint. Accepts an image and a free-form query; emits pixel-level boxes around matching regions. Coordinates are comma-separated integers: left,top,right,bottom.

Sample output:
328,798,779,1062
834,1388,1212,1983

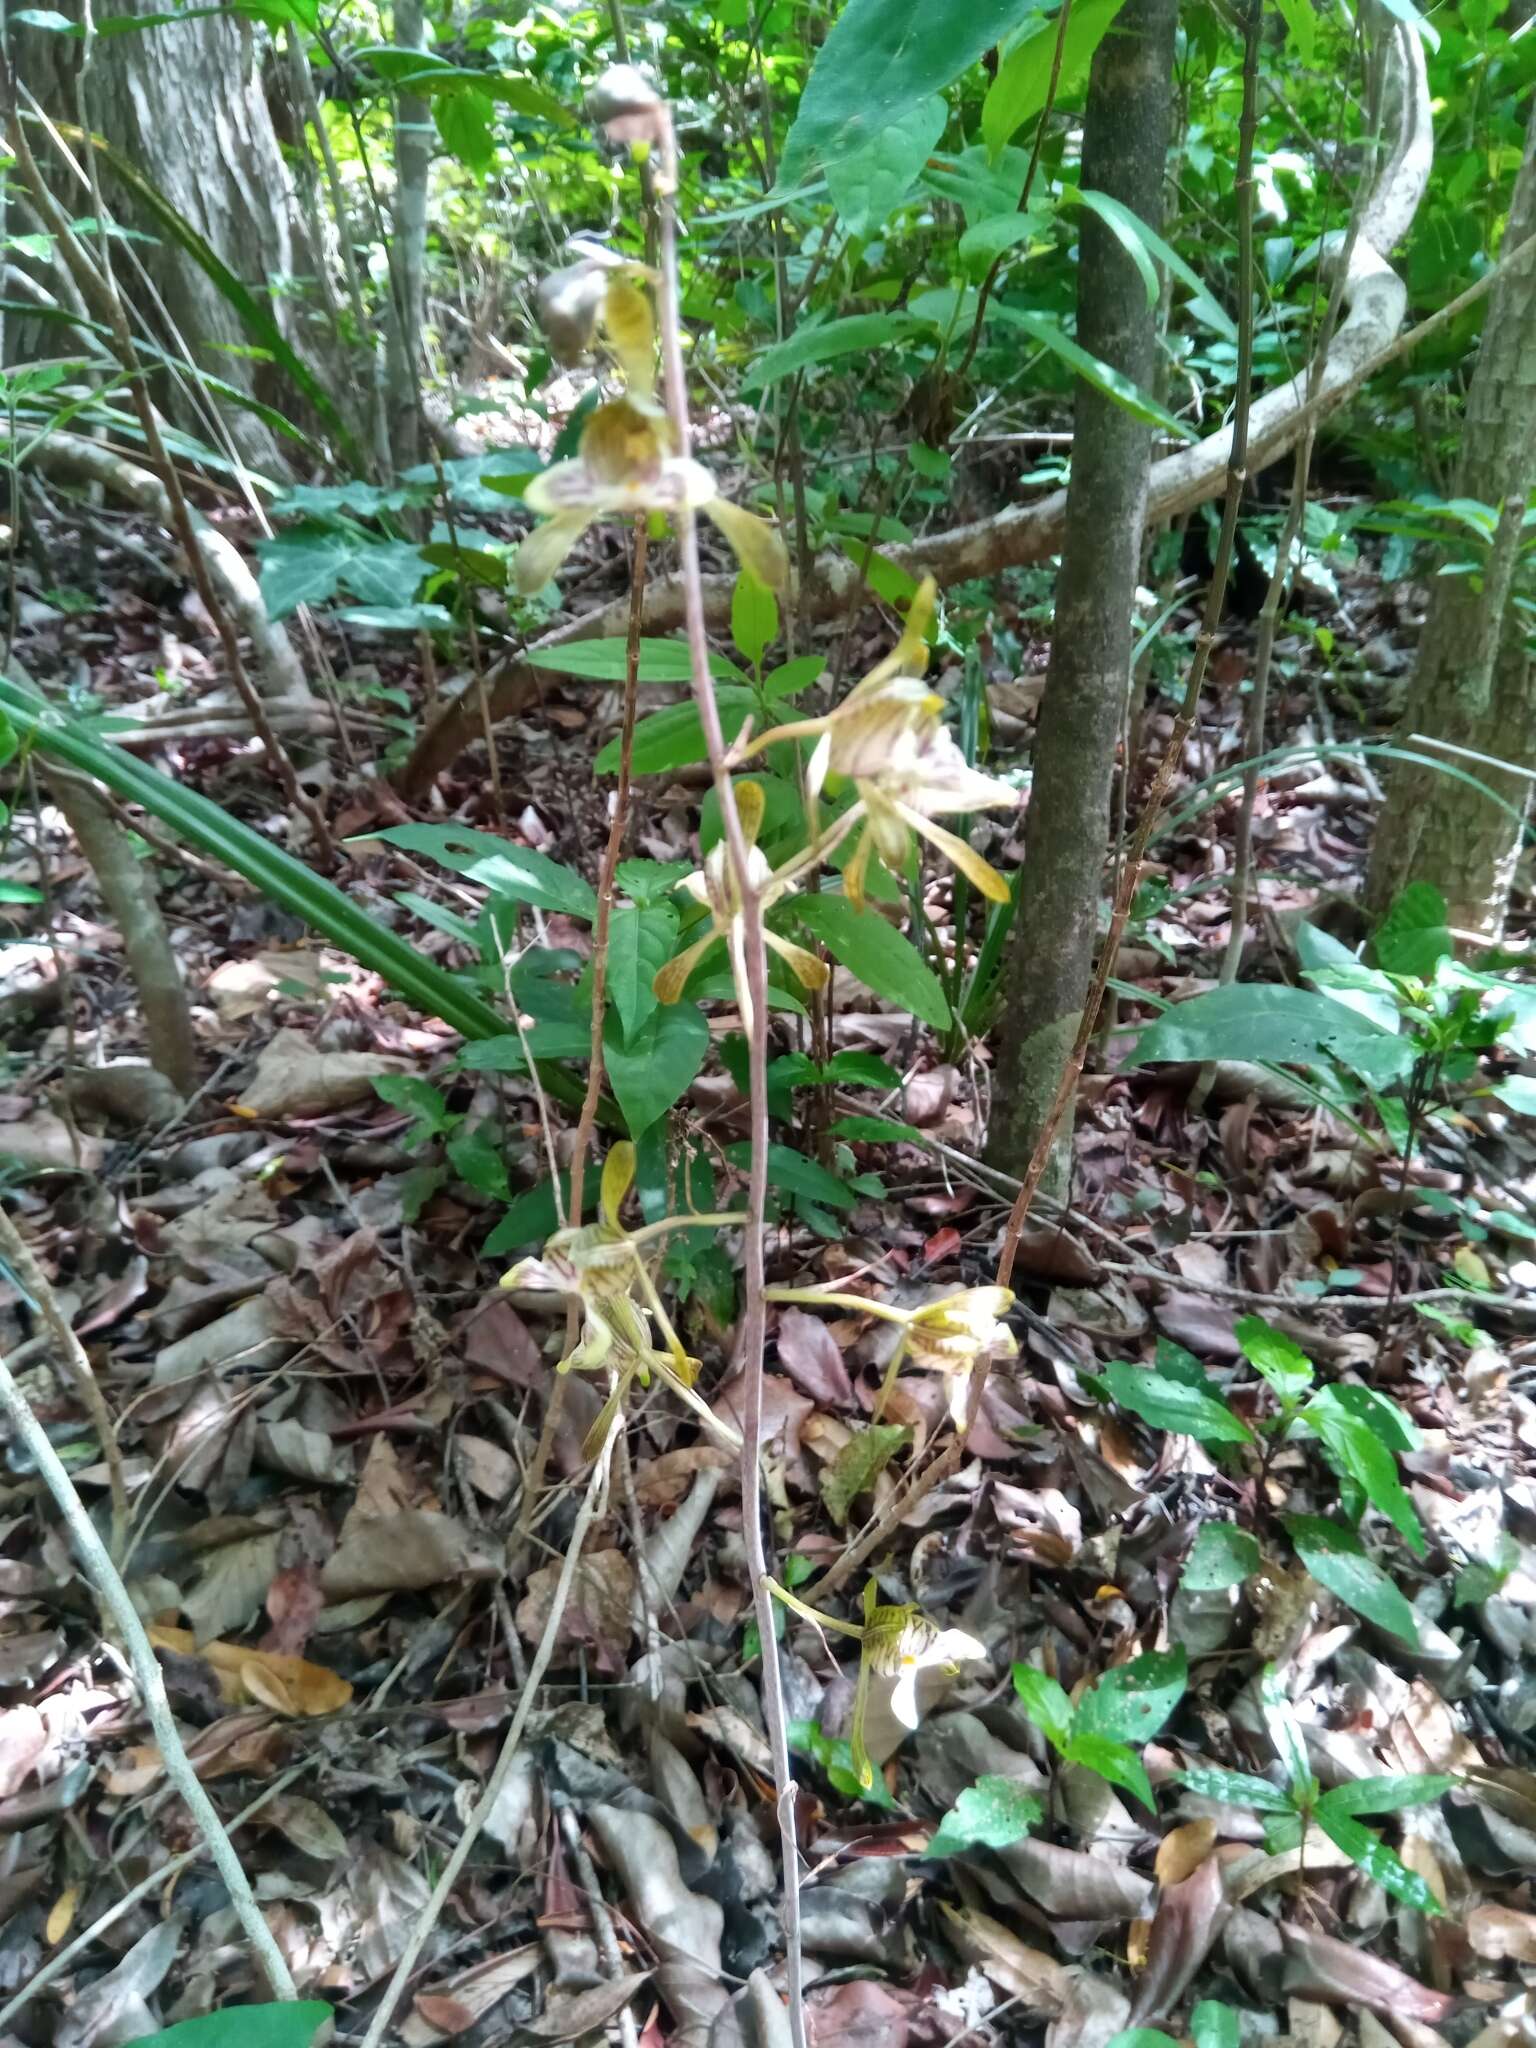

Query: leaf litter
6,478,1536,2048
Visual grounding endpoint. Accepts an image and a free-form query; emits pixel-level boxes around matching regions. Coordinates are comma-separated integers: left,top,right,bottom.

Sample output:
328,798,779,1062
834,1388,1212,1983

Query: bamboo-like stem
996,0,1261,1290
0,1329,295,1998
650,95,808,2048
360,1409,623,2048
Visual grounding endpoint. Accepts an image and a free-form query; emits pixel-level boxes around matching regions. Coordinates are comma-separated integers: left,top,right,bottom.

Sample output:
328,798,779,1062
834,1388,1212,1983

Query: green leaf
730,571,780,667
829,1114,925,1144
606,903,677,1043
821,1422,911,1525
1076,1646,1187,1745
1062,187,1237,339
821,1049,901,1088
1234,1316,1314,1401
485,1173,584,1255
787,1719,899,1809
603,1001,709,1139
726,1142,859,1211
747,313,923,391
257,526,428,620
1316,1773,1453,1818
1103,1361,1253,1445
1183,1523,1261,1592
1285,1515,1419,1643
0,677,506,1052
1127,983,1413,1085
779,0,1047,181
1274,0,1317,62
434,87,495,172
957,209,1048,276
371,1073,451,1132
615,858,692,906
596,688,758,776
1313,1806,1445,1914
446,1122,511,1200
366,824,597,920
1259,1666,1317,1803
1191,2002,1242,2048
926,1775,1043,1857
1373,882,1453,978
981,0,1130,155
1011,1664,1074,1749
795,894,950,1029
1300,1388,1425,1556
529,637,740,683
987,304,1194,440
125,2006,334,2048
1175,1765,1295,1813
826,93,949,235
1064,1731,1154,1808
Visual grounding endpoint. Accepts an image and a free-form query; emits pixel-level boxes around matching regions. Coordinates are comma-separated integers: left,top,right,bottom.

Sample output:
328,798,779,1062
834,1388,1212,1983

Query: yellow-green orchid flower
740,578,1019,907
766,1576,987,1789
763,1281,1018,1433
652,780,830,1015
517,262,787,596
502,1142,744,1455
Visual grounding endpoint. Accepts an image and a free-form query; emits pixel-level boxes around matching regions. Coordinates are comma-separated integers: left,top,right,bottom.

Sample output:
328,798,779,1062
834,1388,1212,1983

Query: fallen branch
8,425,309,705
400,22,1430,796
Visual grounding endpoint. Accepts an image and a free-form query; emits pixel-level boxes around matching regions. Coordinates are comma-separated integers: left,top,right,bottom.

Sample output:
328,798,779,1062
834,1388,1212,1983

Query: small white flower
885,1621,989,1730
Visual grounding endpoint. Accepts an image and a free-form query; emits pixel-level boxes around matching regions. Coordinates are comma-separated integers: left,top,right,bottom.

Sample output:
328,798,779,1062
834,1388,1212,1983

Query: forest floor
3,496,1536,2048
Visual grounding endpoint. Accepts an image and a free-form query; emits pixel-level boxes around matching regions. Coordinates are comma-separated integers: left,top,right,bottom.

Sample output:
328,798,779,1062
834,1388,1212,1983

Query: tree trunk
1366,98,1536,938
988,0,1178,1174
384,0,430,473
14,0,321,476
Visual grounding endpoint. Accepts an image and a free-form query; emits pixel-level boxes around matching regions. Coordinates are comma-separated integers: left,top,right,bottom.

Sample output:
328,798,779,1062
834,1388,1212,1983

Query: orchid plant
502,1141,746,1456
767,1575,987,1789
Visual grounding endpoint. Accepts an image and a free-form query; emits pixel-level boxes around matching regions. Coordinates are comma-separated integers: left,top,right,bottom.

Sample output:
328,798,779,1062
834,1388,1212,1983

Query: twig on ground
0,1207,129,1561
359,1408,623,2048
0,1324,296,1999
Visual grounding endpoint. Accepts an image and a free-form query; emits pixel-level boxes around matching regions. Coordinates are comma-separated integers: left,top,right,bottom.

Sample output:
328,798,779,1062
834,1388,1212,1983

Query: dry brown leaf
0,1705,48,1798
1467,1904,1536,1963
402,1945,542,2045
775,1307,856,1408
320,1509,501,1601
516,1547,635,1671
1279,1924,1456,2021
148,1624,352,1715
1154,1818,1216,1888
234,1028,409,1118
523,1971,652,2041
1129,1850,1230,2024
938,1902,1072,2014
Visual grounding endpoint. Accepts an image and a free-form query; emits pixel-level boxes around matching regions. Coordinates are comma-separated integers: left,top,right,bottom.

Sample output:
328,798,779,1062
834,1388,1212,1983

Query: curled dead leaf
148,1625,352,1716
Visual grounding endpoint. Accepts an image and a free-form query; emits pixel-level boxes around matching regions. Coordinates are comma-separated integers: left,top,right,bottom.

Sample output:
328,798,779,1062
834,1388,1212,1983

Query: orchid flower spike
501,1142,743,1456
518,261,787,596
652,779,830,1012
763,1574,987,1791
740,577,1020,907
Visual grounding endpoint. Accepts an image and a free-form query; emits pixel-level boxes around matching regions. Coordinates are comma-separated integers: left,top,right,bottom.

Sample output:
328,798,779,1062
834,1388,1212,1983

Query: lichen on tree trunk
1366,99,1536,939
988,0,1178,1177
